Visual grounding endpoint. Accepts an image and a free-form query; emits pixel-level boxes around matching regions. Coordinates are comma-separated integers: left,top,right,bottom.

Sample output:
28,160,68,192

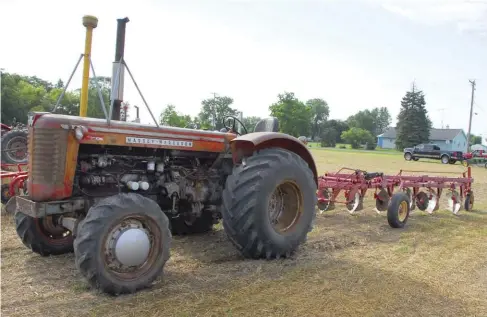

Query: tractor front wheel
15,213,74,256
74,193,171,295
222,148,317,259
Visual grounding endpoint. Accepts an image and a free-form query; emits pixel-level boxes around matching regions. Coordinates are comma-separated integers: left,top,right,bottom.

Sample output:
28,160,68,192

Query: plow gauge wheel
387,192,411,228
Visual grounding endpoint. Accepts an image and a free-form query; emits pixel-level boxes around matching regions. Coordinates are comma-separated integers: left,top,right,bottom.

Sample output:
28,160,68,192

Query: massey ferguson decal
85,135,104,141
126,136,193,148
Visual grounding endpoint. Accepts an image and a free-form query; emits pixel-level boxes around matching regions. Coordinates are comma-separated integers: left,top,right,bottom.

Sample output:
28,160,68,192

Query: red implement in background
316,167,474,228
1,163,28,205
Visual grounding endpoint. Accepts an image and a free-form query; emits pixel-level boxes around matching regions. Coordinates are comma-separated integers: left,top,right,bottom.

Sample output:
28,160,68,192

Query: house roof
378,127,464,141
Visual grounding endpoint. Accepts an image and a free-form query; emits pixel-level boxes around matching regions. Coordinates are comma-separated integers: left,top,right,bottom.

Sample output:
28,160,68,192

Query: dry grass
2,149,487,317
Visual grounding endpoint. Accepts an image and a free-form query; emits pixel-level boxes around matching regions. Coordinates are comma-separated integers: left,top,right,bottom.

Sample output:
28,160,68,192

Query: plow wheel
464,191,474,211
387,192,411,228
346,192,363,214
415,192,429,212
446,190,462,215
317,188,334,213
375,188,390,213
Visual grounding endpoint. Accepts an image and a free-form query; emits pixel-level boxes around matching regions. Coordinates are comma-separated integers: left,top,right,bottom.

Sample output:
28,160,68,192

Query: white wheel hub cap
114,228,151,267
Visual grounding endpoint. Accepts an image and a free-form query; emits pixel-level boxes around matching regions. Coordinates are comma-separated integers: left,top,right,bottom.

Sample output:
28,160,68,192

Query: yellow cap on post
79,15,98,117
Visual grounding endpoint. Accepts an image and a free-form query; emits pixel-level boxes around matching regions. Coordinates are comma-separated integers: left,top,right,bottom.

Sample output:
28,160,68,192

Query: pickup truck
403,143,463,164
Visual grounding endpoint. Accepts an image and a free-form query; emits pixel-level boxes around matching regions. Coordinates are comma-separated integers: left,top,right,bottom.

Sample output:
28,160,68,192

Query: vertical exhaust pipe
111,17,129,121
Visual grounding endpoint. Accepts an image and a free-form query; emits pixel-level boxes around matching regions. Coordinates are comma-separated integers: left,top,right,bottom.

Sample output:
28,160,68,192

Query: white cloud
378,0,487,35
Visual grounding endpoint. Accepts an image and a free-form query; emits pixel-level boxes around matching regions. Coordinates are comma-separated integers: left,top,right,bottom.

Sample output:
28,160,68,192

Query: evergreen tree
395,84,432,150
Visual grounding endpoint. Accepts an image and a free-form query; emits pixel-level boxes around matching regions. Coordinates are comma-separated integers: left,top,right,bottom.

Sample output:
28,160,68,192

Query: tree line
160,91,393,149
2,72,482,150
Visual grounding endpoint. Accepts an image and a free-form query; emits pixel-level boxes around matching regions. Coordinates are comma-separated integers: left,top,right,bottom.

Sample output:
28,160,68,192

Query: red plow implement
316,167,474,228
1,163,28,205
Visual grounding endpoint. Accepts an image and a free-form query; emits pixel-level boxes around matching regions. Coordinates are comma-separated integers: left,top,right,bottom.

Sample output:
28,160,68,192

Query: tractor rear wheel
222,148,317,259
15,212,74,256
1,129,28,164
74,193,171,295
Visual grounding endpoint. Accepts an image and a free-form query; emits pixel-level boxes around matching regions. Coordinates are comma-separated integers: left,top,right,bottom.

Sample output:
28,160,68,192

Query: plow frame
1,163,28,204
317,167,474,220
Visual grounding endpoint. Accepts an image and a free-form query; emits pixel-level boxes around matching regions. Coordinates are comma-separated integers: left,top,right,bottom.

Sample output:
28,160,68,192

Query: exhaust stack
111,17,129,121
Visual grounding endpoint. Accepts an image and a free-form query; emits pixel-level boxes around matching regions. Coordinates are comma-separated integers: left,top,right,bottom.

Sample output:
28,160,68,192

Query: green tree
347,107,391,136
470,134,482,145
159,104,193,127
241,116,262,133
306,98,329,140
395,85,432,149
376,107,392,135
1,72,111,123
341,127,375,149
269,92,312,137
198,95,238,130
321,119,349,143
320,127,338,147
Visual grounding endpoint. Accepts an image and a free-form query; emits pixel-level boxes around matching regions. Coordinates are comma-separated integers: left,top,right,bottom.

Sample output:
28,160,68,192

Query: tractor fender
230,132,318,185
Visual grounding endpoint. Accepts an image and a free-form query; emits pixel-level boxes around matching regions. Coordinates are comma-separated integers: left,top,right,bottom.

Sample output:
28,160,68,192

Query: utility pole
466,79,476,152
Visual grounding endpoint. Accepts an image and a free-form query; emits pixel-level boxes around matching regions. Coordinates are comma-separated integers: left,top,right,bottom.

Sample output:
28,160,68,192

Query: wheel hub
268,181,303,233
6,136,27,161
106,221,151,269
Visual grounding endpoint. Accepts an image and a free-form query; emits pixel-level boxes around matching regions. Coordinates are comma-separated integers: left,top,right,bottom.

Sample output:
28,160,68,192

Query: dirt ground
2,149,487,317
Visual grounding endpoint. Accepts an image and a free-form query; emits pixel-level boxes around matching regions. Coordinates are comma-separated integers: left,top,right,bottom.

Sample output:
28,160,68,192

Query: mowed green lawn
1,149,487,317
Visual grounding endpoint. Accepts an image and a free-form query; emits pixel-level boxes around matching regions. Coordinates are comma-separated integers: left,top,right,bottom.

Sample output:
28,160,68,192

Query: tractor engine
74,145,230,224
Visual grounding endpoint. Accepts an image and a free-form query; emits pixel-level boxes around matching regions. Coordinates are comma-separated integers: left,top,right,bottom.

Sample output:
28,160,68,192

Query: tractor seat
254,117,279,133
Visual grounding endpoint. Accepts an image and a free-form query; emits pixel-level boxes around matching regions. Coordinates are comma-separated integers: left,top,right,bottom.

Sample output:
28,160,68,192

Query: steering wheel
223,116,248,135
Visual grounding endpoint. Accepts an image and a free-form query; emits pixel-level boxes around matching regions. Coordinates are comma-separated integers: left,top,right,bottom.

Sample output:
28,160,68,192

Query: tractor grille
30,128,68,186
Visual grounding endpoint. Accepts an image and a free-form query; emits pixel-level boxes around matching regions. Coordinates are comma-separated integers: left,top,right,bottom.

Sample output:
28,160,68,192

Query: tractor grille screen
31,128,68,186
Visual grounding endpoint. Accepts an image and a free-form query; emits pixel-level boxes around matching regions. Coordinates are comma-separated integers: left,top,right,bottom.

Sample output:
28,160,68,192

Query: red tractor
6,112,318,295
462,149,487,160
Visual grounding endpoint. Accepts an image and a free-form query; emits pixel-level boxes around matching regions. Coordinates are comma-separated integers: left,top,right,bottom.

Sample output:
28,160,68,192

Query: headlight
74,126,87,140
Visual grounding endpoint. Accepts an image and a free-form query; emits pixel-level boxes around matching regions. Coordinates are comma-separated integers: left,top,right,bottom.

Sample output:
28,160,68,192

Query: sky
1,0,486,139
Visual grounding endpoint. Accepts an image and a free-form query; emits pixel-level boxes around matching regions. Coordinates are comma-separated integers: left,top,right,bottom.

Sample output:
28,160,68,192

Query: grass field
2,149,487,317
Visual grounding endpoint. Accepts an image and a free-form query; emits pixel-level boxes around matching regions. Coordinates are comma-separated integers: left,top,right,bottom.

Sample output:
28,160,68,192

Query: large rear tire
1,129,28,164
15,212,74,256
222,148,317,259
74,193,171,295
